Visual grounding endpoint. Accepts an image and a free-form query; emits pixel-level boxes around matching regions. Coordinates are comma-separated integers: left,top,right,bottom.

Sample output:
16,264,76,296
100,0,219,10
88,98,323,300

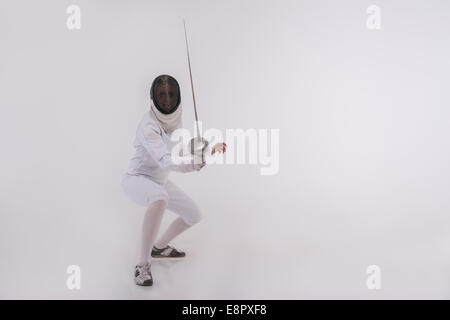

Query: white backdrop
1,0,450,299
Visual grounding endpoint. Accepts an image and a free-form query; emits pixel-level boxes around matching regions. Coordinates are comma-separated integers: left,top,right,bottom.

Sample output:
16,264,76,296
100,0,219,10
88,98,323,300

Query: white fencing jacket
125,111,201,185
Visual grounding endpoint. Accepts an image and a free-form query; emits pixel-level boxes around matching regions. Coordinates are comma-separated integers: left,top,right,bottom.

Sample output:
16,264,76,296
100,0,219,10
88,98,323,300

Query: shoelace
161,245,174,256
154,245,174,256
138,263,151,278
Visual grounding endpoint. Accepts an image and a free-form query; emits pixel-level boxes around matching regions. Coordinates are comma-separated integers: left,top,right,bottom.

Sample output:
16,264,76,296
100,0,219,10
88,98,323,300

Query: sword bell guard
188,137,209,157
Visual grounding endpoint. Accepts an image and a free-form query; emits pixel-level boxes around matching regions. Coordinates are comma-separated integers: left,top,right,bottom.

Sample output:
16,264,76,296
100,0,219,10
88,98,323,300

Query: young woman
121,74,226,286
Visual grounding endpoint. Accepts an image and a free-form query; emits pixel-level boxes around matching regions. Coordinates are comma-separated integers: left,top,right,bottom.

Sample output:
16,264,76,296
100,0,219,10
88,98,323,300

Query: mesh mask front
150,75,181,115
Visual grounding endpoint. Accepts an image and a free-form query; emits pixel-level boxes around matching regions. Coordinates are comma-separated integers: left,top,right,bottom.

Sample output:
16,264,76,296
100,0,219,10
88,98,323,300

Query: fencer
121,74,226,286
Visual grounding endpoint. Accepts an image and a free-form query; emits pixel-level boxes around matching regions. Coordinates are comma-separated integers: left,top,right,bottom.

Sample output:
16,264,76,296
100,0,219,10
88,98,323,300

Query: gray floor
1,178,450,299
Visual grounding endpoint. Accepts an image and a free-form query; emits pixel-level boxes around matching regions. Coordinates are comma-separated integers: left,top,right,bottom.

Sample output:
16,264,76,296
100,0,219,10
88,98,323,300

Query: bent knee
184,206,203,225
153,199,168,207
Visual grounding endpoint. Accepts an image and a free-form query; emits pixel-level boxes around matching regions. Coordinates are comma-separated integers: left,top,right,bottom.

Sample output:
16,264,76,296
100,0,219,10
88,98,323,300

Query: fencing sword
183,20,209,162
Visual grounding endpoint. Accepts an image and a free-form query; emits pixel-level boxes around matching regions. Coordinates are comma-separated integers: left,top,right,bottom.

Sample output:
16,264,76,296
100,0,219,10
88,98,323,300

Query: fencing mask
149,75,182,133
150,74,181,114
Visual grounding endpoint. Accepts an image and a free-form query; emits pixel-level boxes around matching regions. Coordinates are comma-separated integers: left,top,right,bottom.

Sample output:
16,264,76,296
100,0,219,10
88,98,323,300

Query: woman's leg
139,199,167,265
154,180,202,249
154,217,192,249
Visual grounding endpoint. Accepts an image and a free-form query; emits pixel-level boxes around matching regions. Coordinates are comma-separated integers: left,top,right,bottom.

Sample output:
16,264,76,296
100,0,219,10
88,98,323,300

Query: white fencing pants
121,174,203,226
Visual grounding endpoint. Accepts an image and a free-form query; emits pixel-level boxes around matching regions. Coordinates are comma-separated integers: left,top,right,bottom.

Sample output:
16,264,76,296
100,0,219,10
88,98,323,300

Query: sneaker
134,262,153,286
151,245,186,258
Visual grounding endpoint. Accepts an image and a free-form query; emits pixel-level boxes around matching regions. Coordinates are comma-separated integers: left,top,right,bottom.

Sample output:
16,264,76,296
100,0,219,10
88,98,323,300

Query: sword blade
183,20,202,140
